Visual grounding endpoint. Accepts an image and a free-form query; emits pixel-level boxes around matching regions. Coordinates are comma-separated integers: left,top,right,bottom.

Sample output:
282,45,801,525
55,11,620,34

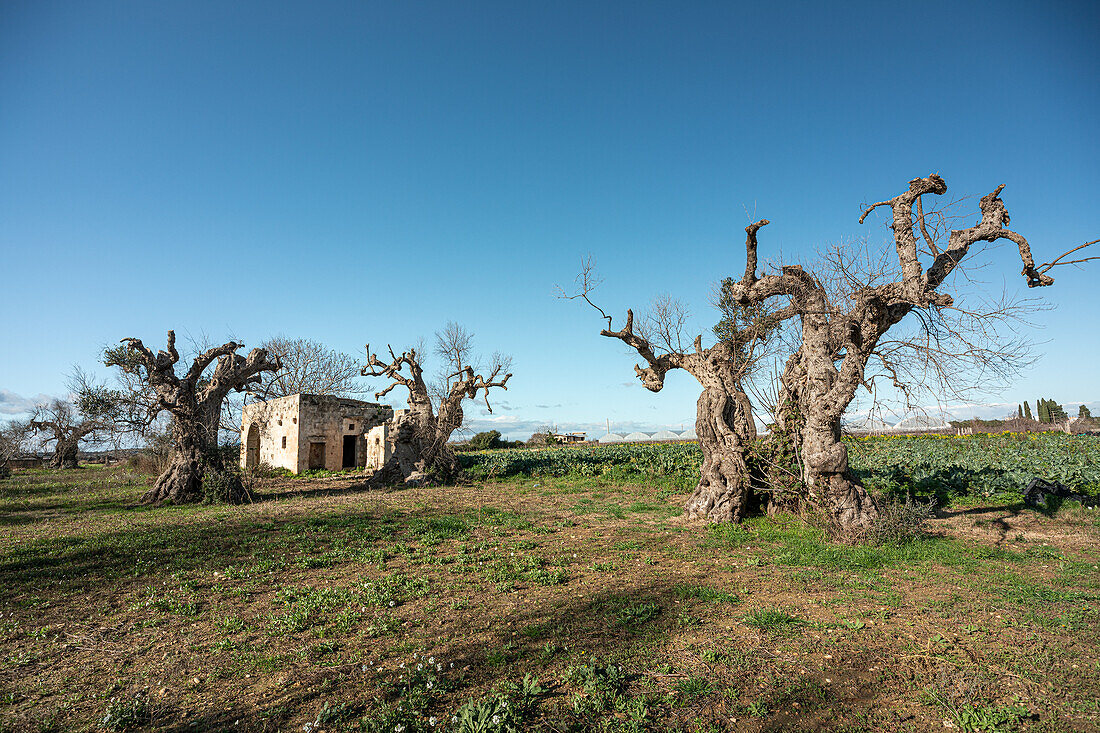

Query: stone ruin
240,393,405,474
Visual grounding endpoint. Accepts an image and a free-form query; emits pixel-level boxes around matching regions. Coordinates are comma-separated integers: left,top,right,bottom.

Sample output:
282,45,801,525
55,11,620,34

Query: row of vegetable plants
459,433,1100,502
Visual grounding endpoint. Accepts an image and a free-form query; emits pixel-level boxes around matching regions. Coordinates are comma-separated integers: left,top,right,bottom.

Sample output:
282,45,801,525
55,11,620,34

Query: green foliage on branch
469,430,503,450
1035,398,1068,424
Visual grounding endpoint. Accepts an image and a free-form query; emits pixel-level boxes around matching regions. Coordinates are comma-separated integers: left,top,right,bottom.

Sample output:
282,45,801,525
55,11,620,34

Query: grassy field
1,453,1099,731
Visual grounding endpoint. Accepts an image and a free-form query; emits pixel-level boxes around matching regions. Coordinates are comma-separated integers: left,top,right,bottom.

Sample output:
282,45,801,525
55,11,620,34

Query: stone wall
297,395,392,473
241,394,301,472
365,423,391,470
241,394,394,474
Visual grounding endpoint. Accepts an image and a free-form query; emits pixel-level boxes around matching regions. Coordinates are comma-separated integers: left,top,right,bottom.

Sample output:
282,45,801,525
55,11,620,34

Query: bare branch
600,309,682,392
741,219,770,286
557,255,614,330
1036,239,1100,274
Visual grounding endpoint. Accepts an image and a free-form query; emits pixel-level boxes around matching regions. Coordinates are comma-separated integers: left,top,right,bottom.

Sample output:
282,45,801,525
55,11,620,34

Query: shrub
125,449,166,475
101,695,150,732
247,461,285,479
867,496,936,545
469,430,504,451
202,467,251,504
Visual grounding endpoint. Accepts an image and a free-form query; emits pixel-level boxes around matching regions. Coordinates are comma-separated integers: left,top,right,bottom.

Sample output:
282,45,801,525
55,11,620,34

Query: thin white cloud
0,389,54,416
844,399,1100,426
462,414,699,441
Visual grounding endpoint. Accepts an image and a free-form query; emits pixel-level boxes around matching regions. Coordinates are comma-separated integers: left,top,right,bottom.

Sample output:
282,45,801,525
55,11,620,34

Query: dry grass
1,466,1098,732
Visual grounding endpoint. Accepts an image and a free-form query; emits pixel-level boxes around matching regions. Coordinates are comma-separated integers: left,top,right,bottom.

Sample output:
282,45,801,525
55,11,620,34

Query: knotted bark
110,331,279,504
595,305,772,524
685,387,756,522
362,334,510,487
726,176,1093,534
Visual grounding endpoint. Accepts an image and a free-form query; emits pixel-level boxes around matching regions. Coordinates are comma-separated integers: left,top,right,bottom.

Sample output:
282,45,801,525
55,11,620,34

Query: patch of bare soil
933,501,1100,551
1,469,1098,732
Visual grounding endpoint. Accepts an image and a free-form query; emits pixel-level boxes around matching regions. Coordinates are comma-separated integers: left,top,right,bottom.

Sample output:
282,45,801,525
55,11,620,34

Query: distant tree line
1018,399,1075,424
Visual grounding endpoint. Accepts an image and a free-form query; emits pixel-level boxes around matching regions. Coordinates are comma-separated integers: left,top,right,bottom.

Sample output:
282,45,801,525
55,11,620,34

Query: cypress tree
1037,399,1050,423
1081,405,1093,420
1049,400,1068,422
1017,404,1023,418
1023,401,1033,421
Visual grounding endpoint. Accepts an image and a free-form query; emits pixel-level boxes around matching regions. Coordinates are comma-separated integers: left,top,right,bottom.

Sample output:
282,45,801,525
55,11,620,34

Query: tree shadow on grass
0,503,399,605
935,503,1030,545
155,576,887,733
936,503,1028,518
250,480,383,503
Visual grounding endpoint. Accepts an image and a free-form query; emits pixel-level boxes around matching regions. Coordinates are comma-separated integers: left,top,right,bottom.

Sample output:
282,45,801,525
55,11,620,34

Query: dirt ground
1,467,1098,732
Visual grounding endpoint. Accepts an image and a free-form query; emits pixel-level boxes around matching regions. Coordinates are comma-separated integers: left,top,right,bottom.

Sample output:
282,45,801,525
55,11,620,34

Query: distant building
843,415,894,432
597,429,698,444
552,431,587,444
241,394,394,474
891,414,951,432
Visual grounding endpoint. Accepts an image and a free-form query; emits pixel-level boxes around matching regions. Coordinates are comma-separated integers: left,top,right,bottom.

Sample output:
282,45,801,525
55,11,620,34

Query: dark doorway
244,424,260,469
342,435,356,469
308,442,326,470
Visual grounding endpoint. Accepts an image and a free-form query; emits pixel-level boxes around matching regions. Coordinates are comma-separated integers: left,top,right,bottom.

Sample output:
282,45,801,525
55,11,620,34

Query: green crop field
2,434,1099,732
462,433,1100,505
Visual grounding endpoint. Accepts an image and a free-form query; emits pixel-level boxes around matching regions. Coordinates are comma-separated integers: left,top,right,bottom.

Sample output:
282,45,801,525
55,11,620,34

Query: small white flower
389,600,396,607
492,715,500,724
429,717,437,726
428,656,435,663
426,681,433,689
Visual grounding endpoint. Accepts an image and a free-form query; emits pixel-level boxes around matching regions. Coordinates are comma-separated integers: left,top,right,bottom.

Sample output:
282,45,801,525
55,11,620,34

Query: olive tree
726,175,1094,531
565,264,784,522
362,323,511,486
105,331,279,504
27,369,119,469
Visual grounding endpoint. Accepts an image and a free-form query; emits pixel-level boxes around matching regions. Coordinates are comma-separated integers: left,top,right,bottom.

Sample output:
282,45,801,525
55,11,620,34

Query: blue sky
1,1,1097,439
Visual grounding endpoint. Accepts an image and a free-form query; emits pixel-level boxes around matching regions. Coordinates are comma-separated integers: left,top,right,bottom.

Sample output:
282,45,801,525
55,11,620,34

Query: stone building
240,394,395,474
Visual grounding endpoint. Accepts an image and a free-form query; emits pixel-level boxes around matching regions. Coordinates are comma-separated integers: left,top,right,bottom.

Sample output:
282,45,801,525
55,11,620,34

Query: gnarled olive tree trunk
362,335,510,488
110,331,279,505
51,438,80,469
596,309,772,524
797,297,882,531
685,386,758,522
148,425,206,503
729,175,1090,534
